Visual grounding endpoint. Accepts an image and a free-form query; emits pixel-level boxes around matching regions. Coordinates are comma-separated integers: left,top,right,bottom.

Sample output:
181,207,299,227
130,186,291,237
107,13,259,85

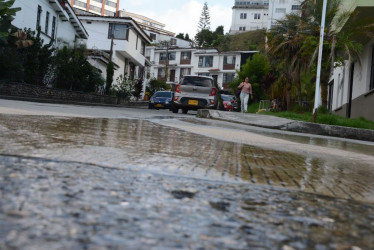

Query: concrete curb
0,95,148,108
197,109,374,142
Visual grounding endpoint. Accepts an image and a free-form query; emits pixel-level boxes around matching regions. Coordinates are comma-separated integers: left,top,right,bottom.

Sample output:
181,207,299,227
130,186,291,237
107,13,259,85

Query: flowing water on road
1,114,373,203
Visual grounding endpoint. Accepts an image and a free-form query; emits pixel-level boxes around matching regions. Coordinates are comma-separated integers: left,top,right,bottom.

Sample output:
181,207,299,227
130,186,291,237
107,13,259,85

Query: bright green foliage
54,45,104,92
106,61,114,94
146,78,170,96
113,74,137,101
0,0,21,45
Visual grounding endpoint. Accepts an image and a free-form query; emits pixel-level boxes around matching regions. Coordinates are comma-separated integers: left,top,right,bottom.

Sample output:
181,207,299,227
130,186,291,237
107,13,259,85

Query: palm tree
267,0,374,108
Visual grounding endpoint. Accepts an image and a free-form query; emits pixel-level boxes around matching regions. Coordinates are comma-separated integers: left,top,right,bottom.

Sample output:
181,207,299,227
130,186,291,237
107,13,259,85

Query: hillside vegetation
218,29,266,52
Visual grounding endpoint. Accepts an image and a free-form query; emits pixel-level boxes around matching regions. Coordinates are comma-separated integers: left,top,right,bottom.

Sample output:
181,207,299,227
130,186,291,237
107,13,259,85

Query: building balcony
180,59,191,65
223,64,235,70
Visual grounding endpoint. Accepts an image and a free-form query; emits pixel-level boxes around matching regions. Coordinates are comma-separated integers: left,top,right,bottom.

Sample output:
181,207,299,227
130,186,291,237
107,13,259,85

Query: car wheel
171,105,179,113
182,109,188,114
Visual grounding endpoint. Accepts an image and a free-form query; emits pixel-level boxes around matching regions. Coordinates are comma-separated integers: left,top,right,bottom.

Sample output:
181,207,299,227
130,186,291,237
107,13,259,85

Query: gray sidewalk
197,109,374,142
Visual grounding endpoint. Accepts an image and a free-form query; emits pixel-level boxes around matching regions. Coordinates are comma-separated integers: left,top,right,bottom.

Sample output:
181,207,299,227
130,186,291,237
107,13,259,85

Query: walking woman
237,77,253,113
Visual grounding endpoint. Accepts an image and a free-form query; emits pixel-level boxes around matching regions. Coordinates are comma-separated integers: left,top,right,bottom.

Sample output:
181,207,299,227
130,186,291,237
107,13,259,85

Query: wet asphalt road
0,99,374,249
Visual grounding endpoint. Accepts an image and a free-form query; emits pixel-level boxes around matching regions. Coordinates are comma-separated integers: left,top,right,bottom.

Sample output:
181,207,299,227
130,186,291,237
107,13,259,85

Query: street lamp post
313,0,328,122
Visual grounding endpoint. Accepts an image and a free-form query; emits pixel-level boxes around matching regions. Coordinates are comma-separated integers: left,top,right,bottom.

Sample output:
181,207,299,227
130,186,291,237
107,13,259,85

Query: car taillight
174,97,178,102
210,100,215,105
175,84,181,93
209,87,217,96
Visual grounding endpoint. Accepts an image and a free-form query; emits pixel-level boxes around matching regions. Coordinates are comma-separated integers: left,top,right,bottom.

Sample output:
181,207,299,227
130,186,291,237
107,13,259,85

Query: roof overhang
49,0,89,39
78,15,152,44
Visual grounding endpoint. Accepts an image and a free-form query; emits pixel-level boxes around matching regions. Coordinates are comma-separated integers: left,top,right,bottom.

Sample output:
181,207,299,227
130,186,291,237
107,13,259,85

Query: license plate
156,104,162,107
188,100,198,105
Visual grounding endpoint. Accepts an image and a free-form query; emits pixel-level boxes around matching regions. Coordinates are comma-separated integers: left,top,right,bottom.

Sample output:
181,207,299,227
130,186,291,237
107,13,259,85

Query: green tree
176,33,184,39
106,61,114,94
146,78,170,96
0,0,21,45
184,33,190,41
197,2,210,32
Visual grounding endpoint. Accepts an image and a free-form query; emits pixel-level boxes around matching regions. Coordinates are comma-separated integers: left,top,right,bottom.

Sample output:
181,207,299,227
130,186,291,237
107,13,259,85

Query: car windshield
181,76,213,87
221,95,231,101
154,92,171,98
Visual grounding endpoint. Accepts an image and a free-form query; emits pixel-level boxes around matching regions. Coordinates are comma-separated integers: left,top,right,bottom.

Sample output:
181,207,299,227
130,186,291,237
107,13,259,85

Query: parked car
148,91,173,109
170,75,217,114
221,94,235,111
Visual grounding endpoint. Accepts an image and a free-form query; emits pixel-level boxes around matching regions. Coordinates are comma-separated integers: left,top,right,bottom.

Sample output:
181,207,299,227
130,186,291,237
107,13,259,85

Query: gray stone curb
197,109,374,142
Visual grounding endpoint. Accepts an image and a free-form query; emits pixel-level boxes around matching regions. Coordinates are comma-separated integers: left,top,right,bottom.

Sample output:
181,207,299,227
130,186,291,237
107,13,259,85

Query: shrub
146,78,170,96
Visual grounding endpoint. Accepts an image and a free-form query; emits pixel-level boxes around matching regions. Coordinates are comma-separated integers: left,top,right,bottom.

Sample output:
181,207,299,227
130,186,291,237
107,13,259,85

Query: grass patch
247,101,260,113
261,111,374,130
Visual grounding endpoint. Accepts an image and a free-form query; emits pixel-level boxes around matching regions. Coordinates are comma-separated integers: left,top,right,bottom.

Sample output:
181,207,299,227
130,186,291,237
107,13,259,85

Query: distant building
267,0,302,30
12,0,88,46
70,0,119,17
119,10,190,48
230,0,269,34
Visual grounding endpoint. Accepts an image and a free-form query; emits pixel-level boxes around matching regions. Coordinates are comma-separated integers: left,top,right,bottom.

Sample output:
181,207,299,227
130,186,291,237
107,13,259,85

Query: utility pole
313,0,328,122
109,34,114,61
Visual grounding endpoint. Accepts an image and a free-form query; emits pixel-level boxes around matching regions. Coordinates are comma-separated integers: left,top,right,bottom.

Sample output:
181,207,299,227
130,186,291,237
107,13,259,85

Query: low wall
0,81,118,105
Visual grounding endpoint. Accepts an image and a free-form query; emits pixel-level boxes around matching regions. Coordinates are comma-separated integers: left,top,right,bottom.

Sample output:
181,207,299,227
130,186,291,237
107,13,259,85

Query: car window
154,92,171,98
221,95,231,101
181,77,213,87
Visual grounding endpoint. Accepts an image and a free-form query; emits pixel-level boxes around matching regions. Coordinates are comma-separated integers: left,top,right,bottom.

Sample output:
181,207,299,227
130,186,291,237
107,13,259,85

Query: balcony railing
180,59,191,65
223,64,235,70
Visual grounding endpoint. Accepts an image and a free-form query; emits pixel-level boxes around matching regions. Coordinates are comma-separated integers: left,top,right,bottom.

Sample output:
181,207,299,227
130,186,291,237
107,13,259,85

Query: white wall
331,39,374,111
268,0,302,30
12,0,78,46
231,8,269,33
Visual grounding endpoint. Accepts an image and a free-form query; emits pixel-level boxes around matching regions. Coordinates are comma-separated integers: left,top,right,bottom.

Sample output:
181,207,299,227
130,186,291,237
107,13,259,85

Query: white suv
170,75,217,114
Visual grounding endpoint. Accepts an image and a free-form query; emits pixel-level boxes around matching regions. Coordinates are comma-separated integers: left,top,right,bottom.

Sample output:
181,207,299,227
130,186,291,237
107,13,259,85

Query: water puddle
1,114,373,203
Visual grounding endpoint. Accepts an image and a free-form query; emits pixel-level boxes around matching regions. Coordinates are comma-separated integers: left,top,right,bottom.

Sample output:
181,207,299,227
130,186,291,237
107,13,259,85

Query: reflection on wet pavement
1,114,373,203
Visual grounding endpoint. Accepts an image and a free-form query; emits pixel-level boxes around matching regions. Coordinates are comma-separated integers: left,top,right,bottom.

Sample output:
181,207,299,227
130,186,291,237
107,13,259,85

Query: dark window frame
370,46,374,91
36,5,42,30
108,23,129,40
51,16,57,39
45,11,50,34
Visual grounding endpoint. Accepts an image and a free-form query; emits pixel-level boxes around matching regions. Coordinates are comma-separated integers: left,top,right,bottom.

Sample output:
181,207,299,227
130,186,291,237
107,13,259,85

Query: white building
119,11,191,48
147,47,256,90
329,1,374,121
78,15,152,87
267,0,302,30
230,0,269,34
12,0,88,46
69,0,119,17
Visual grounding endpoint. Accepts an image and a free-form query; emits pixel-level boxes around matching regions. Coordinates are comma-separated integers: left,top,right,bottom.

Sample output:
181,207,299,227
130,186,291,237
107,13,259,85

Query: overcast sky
119,0,233,37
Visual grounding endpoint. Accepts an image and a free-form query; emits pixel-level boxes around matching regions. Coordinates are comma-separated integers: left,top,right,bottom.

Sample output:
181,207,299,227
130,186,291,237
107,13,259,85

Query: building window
198,56,213,68
292,5,301,10
141,41,145,56
240,13,247,19
370,46,374,90
159,53,167,61
254,13,261,20
224,56,236,65
168,52,176,61
108,23,129,40
36,5,42,30
223,73,235,83
73,0,87,8
105,0,117,8
170,38,177,46
104,10,116,16
90,5,102,13
51,16,56,39
275,8,286,13
239,26,246,31
136,35,138,50
150,33,156,41
45,11,50,34
181,51,191,60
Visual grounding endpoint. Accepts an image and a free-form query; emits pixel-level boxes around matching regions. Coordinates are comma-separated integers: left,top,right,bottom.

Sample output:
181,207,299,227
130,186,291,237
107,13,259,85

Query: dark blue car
148,91,173,110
